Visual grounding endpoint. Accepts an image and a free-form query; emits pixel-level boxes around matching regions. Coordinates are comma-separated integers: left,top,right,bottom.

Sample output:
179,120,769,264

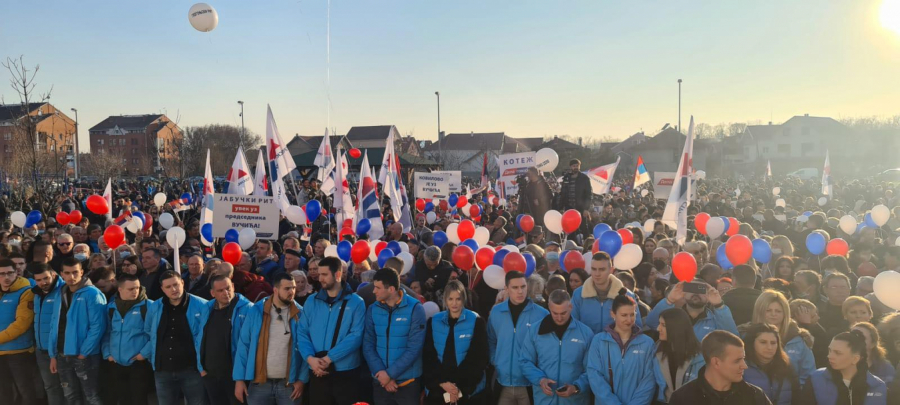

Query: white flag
586,157,620,195
254,148,268,197
264,107,292,211
103,178,113,219
200,150,214,244
822,150,832,197
333,147,354,224
767,160,772,177
382,131,404,222
227,146,254,195
356,152,384,240
314,128,334,183
662,117,695,246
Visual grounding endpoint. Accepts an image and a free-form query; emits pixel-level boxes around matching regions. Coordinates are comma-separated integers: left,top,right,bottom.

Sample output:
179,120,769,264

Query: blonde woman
770,235,794,263
749,290,816,384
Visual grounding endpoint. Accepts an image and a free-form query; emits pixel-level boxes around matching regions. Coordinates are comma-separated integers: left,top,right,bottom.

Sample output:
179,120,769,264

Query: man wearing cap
559,159,592,212
284,249,303,274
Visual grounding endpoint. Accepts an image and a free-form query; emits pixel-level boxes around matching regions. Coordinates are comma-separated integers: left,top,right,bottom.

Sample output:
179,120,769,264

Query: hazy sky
2,1,899,153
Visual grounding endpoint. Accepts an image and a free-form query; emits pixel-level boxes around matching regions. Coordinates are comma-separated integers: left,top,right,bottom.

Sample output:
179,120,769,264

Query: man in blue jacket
363,267,426,404
31,263,66,405
48,257,108,405
645,280,739,342
144,270,209,405
200,274,252,405
297,257,366,404
0,258,42,405
571,252,642,334
101,273,153,405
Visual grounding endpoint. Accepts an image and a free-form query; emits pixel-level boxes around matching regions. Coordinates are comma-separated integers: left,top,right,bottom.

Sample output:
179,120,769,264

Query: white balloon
775,198,786,208
502,245,520,254
159,213,175,229
796,215,808,223
640,189,649,197
284,205,307,225
126,217,143,234
399,241,409,254
871,205,891,227
483,265,506,290
895,236,900,247
874,271,900,310
238,228,256,250
426,212,437,224
397,252,414,275
534,148,559,172
695,170,706,180
499,198,507,206
582,252,593,267
460,204,472,217
473,227,490,247
10,211,26,228
643,219,656,233
544,210,563,234
368,240,380,261
153,193,167,207
188,3,219,32
706,217,726,239
166,227,186,248
839,215,858,235
423,301,440,319
818,197,828,207
613,244,643,270
447,223,461,244
772,187,781,196
324,245,339,259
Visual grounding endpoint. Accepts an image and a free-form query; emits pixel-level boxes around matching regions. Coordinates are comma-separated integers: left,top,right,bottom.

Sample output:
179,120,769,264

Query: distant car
877,168,900,181
786,168,819,180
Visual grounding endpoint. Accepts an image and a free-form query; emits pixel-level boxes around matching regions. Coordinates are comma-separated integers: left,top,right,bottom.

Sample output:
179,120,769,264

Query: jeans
372,378,421,405
308,368,360,405
57,354,103,405
111,360,153,405
0,351,44,405
247,378,301,405
35,350,65,405
155,368,209,405
203,373,239,405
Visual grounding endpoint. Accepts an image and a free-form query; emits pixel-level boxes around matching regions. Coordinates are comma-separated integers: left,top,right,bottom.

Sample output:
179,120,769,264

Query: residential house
423,132,539,177
88,114,182,176
0,102,76,176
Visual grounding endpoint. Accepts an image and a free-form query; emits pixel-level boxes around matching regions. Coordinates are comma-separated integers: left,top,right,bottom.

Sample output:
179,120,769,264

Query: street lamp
435,91,441,165
677,79,682,133
70,108,80,179
237,101,245,150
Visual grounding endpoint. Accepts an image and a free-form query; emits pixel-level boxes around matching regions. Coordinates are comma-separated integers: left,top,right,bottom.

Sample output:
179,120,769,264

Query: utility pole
677,79,682,133
238,100,245,150
435,91,441,166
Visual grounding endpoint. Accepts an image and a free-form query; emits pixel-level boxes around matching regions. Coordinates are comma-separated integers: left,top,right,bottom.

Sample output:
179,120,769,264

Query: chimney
470,131,474,138
768,121,772,125
804,113,809,117
578,137,582,146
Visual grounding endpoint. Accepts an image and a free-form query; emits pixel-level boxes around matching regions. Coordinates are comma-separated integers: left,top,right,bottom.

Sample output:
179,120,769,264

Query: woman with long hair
747,290,816,384
567,268,589,294
772,256,796,282
742,323,801,405
852,322,896,385
422,280,489,404
652,308,703,403
800,330,888,404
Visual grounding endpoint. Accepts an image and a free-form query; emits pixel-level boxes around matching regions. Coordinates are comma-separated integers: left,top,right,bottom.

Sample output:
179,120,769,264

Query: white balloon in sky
188,3,219,32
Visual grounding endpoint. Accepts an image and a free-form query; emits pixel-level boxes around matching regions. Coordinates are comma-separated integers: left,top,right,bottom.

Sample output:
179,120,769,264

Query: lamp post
237,101,245,150
677,79,682,133
435,91,441,166
70,108,80,179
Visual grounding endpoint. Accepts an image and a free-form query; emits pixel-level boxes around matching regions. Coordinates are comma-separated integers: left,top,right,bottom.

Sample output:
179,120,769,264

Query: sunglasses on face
58,242,71,247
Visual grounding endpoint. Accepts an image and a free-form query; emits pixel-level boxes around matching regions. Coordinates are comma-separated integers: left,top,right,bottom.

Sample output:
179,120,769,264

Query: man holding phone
645,280,739,342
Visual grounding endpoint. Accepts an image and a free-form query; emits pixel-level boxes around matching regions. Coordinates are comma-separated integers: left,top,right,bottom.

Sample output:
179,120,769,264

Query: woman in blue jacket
800,330,888,405
851,322,895,385
741,323,801,405
748,290,815,385
422,280,489,404
652,308,703,403
587,288,656,405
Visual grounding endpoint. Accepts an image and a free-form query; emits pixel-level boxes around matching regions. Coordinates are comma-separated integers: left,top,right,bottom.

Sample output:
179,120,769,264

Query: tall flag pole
200,149,214,245
254,148,269,197
265,105,294,211
356,152,384,240
821,150,832,198
662,116,695,246
227,146,254,195
633,155,650,190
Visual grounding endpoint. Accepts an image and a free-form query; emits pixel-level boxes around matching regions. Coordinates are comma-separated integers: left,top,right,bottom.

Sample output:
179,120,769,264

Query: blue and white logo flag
662,117,695,246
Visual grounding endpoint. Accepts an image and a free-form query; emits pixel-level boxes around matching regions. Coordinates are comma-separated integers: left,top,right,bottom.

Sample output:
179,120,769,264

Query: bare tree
182,124,262,176
81,150,125,180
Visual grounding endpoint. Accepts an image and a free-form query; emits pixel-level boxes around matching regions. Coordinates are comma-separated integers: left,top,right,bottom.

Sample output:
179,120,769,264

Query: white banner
653,172,676,197
212,194,280,240
431,170,461,192
497,152,536,196
414,172,450,200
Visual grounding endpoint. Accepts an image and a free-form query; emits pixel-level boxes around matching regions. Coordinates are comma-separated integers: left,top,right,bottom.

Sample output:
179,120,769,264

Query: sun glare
881,0,900,34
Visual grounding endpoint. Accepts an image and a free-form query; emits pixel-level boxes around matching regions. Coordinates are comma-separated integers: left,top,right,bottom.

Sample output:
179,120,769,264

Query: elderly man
71,226,87,244
651,247,674,283
383,222,403,242
50,234,75,272
488,217,509,244
73,244,91,262
413,246,455,297
183,255,211,300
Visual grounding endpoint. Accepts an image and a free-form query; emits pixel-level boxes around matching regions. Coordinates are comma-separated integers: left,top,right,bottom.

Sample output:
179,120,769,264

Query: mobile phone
443,391,462,403
683,282,707,294
556,385,568,393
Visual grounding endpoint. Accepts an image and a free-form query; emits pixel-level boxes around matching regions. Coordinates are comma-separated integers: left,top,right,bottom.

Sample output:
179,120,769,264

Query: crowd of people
0,161,899,405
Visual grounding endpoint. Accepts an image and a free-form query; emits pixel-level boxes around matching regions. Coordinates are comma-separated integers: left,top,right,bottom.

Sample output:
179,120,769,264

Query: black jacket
669,366,772,405
414,259,456,296
559,171,592,212
722,287,762,326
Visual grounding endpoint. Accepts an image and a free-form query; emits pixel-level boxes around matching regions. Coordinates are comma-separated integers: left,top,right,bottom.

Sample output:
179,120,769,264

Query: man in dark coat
721,265,761,326
559,159,592,212
522,167,553,228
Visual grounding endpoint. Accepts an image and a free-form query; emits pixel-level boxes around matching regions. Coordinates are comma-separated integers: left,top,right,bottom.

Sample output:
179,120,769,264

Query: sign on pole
213,194,280,239
652,172,676,197
414,172,450,200
431,170,461,192
497,152,536,196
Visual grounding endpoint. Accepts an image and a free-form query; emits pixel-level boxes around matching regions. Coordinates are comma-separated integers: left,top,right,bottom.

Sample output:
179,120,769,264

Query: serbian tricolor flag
662,116,695,246
822,150,832,197
633,155,650,189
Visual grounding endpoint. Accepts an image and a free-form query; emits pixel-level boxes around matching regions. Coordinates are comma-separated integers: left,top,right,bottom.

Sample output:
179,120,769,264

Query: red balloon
563,250,586,272
672,252,698,282
222,242,243,265
592,239,600,254
342,219,353,229
857,261,878,277
469,204,481,218
826,238,850,256
519,215,534,233
416,199,426,212
452,246,476,271
374,241,388,257
502,252,527,273
103,225,125,249
458,220,476,241
561,209,582,234
351,240,371,264
68,210,83,224
725,234,753,266
457,195,468,209
617,228,634,245
86,195,109,215
339,227,355,241
475,247,495,270
726,217,740,236
142,213,153,231
56,211,70,226
349,148,362,159
439,200,449,211
472,216,481,223
694,212,711,235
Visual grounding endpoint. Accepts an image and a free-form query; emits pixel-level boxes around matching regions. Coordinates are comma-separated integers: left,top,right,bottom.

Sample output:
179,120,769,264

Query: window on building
131,138,137,145
778,144,791,155
783,127,791,137
802,142,814,155
50,144,55,151
3,133,10,141
132,158,139,165
762,146,770,154
98,139,104,145
132,148,137,155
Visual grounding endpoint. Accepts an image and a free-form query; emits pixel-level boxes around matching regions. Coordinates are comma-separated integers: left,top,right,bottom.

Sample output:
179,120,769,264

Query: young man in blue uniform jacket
646,281,738,343
31,263,66,405
100,273,154,405
571,252,642,334
0,258,42,404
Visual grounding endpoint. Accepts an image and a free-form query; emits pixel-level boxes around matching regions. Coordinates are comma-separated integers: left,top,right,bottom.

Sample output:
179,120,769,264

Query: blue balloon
716,244,733,270
424,202,434,213
461,238,479,252
752,239,772,264
433,231,449,248
865,213,878,228
386,241,402,256
201,223,213,241
305,200,322,222
523,253,536,277
599,231,623,257
493,249,510,267
180,192,193,205
25,210,42,228
559,250,571,272
448,194,459,207
225,229,239,243
300,257,307,268
803,211,813,217
857,222,866,233
806,232,827,255
720,217,731,234
377,249,395,268
356,218,372,235
516,214,524,229
593,223,612,239
337,240,352,262
450,209,457,216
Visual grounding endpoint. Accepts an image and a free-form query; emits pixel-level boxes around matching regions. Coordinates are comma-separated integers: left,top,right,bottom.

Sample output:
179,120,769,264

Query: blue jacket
257,259,281,285
807,368,887,405
652,350,704,403
488,299,549,387
431,309,486,396
363,291,426,382
519,315,593,405
571,276,642,334
101,297,152,366
0,277,35,353
200,294,253,362
784,332,816,385
32,276,65,351
48,281,108,358
645,300,738,342
232,297,306,383
870,358,895,385
586,326,657,405
144,294,209,372
296,283,365,372
743,361,797,405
